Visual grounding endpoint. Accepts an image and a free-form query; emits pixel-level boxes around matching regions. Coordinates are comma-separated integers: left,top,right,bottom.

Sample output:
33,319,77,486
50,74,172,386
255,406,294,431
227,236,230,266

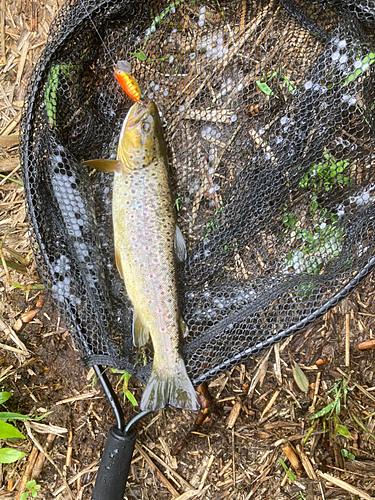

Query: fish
115,60,141,102
85,101,199,411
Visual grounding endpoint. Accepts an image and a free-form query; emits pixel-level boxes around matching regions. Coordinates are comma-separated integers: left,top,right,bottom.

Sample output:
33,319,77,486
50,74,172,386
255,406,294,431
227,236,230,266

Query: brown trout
112,101,198,411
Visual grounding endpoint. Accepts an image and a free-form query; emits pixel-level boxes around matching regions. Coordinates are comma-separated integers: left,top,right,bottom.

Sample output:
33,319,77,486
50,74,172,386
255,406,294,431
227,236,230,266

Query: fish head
118,101,166,171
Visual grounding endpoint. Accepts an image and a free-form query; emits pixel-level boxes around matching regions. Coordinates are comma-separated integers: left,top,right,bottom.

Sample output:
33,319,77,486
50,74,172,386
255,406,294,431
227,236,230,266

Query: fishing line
82,0,146,103
81,0,116,67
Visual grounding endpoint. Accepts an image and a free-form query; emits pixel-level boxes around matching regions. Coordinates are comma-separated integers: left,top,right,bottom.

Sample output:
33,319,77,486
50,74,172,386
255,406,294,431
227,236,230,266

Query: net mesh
20,0,375,386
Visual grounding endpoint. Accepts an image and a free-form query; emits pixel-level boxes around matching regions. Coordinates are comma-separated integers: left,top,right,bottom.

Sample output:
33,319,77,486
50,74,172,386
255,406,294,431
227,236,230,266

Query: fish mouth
126,100,157,128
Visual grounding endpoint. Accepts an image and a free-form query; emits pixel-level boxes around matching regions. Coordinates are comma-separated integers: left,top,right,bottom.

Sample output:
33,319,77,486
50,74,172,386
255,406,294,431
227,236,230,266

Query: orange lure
115,60,141,102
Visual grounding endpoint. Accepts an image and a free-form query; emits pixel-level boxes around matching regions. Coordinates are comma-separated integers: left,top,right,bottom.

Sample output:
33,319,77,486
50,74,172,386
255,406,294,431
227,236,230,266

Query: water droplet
339,54,348,64
280,116,289,125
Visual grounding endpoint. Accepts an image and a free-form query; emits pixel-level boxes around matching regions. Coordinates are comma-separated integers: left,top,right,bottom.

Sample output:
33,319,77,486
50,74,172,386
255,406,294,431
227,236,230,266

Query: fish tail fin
140,357,199,411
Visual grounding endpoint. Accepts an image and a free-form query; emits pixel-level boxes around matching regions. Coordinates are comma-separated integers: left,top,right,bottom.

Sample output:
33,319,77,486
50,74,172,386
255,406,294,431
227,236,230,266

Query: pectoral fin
115,250,123,279
133,309,150,347
180,316,189,338
83,159,121,173
174,225,187,262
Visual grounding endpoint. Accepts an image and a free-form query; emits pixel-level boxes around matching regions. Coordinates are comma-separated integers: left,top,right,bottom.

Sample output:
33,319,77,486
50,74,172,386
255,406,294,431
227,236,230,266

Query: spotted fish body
113,101,198,411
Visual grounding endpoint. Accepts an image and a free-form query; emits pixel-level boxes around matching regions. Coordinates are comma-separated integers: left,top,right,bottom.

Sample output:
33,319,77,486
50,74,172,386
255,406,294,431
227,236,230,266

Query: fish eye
142,122,151,133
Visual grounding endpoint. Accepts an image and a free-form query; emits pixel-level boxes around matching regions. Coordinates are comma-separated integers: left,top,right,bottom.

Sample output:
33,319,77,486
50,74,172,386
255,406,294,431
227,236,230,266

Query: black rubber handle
91,425,136,500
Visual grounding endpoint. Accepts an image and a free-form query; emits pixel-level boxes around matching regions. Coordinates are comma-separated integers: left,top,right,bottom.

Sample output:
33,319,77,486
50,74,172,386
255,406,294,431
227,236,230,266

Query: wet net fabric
20,0,375,386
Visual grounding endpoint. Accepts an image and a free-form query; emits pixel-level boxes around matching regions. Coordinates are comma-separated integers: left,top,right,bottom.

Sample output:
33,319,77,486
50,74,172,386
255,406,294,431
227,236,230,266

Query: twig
280,470,288,487
358,339,375,350
30,0,37,32
135,443,180,498
0,159,19,173
296,444,317,480
345,312,350,366
232,428,236,488
141,443,194,491
0,316,29,361
52,459,99,496
0,228,11,286
318,471,375,500
65,427,73,467
199,454,214,490
15,445,38,500
274,343,282,386
0,0,5,65
0,164,20,186
247,348,272,397
245,464,272,499
309,371,321,413
174,485,210,500
76,474,82,496
325,464,375,479
336,368,375,405
24,422,74,500
1,110,22,135
27,421,67,436
15,40,29,86
260,389,281,420
282,443,303,475
227,401,242,429
55,390,100,405
32,433,55,480
0,342,28,355
0,248,11,284
319,480,326,500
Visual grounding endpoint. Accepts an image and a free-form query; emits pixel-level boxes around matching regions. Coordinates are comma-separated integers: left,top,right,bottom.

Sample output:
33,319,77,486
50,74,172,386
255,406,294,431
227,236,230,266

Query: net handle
92,365,152,499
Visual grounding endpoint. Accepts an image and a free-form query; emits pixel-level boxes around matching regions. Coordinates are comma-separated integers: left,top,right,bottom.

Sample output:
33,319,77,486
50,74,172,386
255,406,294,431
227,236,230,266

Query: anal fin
174,225,187,262
133,309,150,347
180,316,189,338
